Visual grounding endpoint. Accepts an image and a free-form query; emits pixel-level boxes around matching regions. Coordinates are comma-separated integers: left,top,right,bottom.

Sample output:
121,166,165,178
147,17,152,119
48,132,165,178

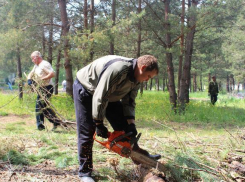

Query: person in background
27,51,61,131
208,75,219,105
62,80,67,91
73,55,161,182
5,77,13,90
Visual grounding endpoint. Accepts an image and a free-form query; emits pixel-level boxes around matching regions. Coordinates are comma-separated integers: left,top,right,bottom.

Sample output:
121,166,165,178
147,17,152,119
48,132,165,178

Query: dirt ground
0,115,82,182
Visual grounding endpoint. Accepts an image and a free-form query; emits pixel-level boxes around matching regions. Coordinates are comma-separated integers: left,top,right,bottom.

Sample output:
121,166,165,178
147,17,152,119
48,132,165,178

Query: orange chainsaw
94,131,166,172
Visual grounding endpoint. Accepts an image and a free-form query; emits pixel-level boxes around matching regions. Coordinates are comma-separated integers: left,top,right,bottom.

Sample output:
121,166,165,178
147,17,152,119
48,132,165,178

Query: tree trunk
229,74,233,91
54,49,62,95
110,0,116,55
58,0,73,96
137,0,143,95
193,73,197,92
165,0,177,108
83,0,90,65
162,73,166,91
179,0,198,110
156,77,159,91
243,79,245,91
137,0,142,58
200,70,202,91
47,6,53,65
166,77,169,91
208,73,211,82
226,74,229,92
84,0,88,31
42,26,46,58
178,0,185,97
90,0,95,61
90,0,94,33
189,75,192,93
149,78,153,91
17,46,23,99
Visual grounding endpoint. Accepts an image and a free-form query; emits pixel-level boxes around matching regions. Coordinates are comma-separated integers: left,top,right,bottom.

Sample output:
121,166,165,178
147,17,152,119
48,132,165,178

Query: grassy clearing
0,90,245,181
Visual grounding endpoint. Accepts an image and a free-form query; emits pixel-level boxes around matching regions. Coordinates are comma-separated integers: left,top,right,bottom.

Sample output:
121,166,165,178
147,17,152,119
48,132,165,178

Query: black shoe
148,154,161,160
38,124,45,131
132,145,161,164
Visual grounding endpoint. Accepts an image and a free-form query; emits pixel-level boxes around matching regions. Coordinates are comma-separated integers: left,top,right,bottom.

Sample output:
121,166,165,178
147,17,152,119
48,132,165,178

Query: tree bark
137,0,144,95
90,0,95,61
156,77,159,91
179,0,198,110
145,82,148,90
90,0,94,33
165,0,177,108
193,73,197,92
42,26,46,58
17,46,23,99
200,70,202,91
47,4,53,65
58,0,73,96
137,0,142,58
226,74,229,92
243,79,245,91
162,73,166,91
110,0,116,55
149,78,153,91
178,0,185,97
54,49,62,95
84,0,88,32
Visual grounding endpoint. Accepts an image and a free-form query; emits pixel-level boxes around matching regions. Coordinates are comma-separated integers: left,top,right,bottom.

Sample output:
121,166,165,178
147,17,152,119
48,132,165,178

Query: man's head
212,75,216,81
135,55,159,83
30,51,42,65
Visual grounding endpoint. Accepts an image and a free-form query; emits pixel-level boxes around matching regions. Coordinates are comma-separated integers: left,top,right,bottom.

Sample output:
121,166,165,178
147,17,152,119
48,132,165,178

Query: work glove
126,123,138,138
28,79,34,86
95,123,108,139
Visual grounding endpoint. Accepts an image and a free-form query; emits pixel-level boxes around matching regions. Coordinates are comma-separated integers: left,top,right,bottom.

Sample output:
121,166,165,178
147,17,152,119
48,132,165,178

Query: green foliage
3,150,29,165
0,111,8,116
55,156,76,168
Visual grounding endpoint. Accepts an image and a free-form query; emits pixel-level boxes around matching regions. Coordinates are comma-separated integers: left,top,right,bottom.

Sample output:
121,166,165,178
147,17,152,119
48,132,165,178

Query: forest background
0,0,244,108
1,0,245,181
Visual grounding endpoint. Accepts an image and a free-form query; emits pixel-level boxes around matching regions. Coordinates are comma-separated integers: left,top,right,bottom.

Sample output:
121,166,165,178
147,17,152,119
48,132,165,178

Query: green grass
1,90,245,181
136,91,245,126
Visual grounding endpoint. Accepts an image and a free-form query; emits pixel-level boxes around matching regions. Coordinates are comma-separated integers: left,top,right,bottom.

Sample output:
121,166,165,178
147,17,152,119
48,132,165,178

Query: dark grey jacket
76,55,140,121
208,81,219,95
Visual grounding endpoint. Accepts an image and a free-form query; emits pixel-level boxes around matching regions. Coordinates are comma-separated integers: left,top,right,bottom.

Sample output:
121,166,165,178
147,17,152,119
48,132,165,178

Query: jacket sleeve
92,64,129,120
121,84,140,120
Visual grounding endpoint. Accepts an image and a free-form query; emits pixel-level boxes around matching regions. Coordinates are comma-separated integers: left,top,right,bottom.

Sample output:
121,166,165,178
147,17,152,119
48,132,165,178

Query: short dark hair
138,55,159,74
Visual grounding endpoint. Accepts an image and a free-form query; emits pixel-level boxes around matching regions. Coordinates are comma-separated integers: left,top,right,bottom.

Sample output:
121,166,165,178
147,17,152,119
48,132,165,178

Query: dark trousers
73,79,128,177
211,94,218,105
35,85,59,127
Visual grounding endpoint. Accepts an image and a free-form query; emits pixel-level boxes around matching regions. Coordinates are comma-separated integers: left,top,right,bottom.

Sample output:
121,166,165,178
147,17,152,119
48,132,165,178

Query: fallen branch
235,149,245,153
24,72,76,130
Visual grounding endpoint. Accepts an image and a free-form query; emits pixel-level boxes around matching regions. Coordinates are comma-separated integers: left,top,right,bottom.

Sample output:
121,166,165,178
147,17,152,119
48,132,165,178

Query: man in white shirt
27,51,61,131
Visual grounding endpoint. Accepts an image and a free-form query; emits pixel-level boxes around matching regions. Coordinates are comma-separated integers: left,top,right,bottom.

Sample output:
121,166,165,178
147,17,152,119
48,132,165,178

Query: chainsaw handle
93,132,111,147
